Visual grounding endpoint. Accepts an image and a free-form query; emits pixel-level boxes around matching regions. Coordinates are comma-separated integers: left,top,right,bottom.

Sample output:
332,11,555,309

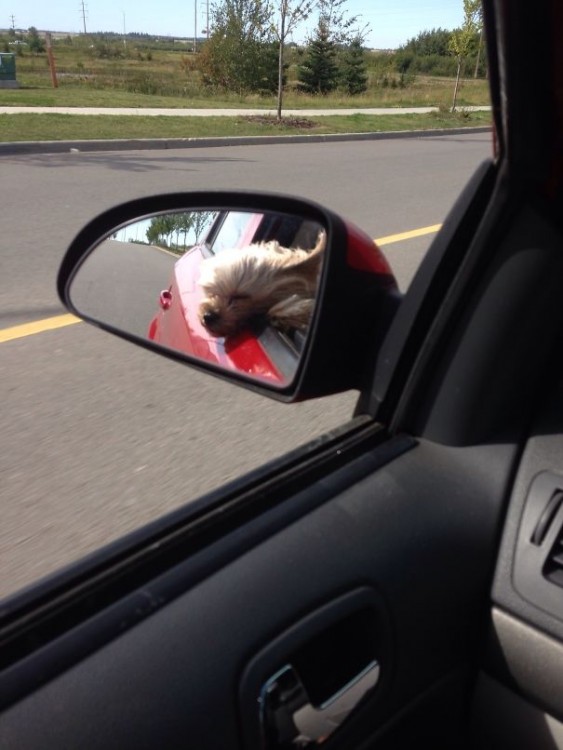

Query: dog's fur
198,231,325,338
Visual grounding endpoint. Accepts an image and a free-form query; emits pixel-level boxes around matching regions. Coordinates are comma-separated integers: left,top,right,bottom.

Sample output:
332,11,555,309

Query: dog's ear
279,240,324,285
268,296,316,331
312,230,326,255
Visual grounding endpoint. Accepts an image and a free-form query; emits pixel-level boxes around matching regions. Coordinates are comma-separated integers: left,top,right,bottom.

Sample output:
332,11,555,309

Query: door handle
260,659,380,747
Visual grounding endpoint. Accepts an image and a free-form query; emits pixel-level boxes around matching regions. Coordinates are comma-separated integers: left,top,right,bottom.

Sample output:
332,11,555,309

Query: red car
148,208,396,385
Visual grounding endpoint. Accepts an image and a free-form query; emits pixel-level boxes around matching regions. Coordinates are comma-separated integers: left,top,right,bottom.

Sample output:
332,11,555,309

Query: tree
339,37,368,95
27,27,45,54
146,212,216,251
297,20,339,94
191,211,216,243
316,0,361,44
146,215,175,247
449,0,481,110
399,28,453,58
270,0,315,120
271,0,366,118
199,0,278,94
472,4,485,78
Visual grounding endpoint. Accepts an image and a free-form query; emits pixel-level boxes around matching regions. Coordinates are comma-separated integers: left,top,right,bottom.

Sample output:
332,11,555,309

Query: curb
0,126,492,156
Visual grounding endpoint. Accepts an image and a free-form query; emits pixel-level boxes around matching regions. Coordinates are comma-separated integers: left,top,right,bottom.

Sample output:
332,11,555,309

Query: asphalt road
1,133,491,598
70,239,176,337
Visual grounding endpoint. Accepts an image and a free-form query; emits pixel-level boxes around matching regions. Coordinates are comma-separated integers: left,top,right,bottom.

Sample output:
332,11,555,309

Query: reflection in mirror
69,209,326,387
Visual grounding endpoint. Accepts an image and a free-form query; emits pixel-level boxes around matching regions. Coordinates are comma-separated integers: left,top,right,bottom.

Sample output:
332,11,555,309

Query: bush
199,36,279,94
27,27,45,54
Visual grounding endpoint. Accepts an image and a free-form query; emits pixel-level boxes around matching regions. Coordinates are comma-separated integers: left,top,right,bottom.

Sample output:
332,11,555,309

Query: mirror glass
68,208,326,387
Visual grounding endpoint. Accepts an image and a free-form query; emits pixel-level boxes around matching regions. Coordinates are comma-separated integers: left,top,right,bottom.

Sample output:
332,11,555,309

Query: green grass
0,76,490,110
0,110,491,142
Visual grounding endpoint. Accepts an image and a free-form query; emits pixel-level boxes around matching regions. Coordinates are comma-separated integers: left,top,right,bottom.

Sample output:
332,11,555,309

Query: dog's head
197,239,323,338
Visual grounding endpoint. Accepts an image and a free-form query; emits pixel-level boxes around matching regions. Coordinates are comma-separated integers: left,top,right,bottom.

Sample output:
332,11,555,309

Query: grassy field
0,36,491,141
1,37,491,110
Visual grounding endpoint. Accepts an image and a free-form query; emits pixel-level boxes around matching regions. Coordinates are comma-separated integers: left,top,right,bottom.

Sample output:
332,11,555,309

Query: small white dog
198,231,325,338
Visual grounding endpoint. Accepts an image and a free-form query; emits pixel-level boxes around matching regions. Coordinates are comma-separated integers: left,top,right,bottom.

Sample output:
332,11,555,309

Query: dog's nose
202,311,220,327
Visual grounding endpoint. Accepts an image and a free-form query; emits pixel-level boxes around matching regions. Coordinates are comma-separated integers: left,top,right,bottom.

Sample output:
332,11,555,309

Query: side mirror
58,191,400,401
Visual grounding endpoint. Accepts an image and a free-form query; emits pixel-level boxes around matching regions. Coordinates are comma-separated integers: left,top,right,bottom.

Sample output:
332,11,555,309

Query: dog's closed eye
227,294,250,306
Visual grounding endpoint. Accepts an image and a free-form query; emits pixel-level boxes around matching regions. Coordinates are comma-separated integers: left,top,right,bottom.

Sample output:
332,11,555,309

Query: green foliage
400,28,452,57
27,27,45,54
404,53,459,77
89,37,125,59
317,0,361,44
146,214,177,246
199,0,278,93
396,29,460,76
294,0,369,103
297,21,339,94
450,0,483,110
393,17,486,79
449,0,482,59
339,38,368,95
200,36,279,93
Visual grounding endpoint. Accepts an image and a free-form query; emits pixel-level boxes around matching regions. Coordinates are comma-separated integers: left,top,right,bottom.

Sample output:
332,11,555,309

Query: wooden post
45,32,59,89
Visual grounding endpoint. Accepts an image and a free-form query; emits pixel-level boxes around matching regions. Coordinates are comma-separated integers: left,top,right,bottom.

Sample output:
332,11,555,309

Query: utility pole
10,15,16,31
206,0,209,38
79,1,88,34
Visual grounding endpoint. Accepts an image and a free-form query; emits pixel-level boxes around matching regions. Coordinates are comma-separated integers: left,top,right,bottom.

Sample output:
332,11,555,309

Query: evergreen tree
339,38,368,95
297,21,339,94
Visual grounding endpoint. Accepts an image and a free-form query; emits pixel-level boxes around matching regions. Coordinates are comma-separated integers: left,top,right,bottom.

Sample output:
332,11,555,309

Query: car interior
2,0,563,748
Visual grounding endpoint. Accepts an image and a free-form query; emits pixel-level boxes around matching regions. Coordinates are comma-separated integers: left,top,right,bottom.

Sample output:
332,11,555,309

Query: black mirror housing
58,191,400,402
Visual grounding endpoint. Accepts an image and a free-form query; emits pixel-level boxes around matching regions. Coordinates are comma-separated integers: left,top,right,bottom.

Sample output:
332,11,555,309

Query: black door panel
474,372,563,738
0,440,514,749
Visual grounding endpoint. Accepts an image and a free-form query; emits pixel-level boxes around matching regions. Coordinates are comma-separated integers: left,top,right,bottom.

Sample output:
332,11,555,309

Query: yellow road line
0,313,81,344
1,223,443,345
377,223,442,246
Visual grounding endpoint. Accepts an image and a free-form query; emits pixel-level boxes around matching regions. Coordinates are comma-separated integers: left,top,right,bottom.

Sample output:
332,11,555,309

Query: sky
5,1,466,50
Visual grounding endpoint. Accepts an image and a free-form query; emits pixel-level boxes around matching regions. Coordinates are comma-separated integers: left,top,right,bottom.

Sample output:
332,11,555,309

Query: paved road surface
0,133,491,597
